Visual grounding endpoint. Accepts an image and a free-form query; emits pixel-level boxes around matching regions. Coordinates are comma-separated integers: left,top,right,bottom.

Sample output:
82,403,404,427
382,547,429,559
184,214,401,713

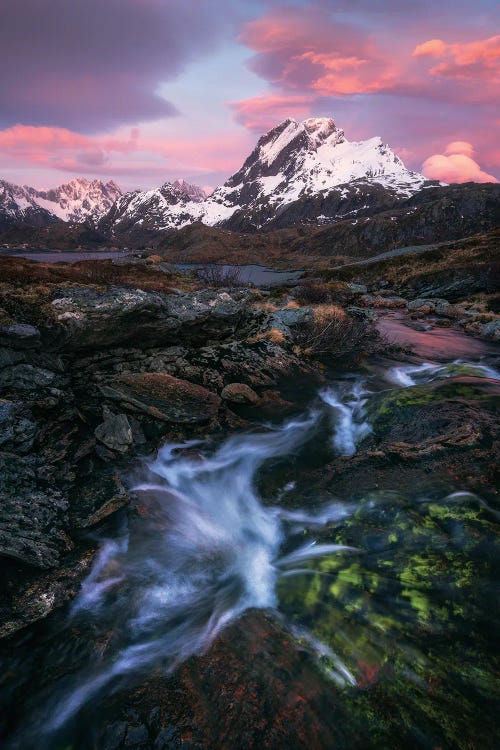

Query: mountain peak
302,116,342,144
169,179,206,202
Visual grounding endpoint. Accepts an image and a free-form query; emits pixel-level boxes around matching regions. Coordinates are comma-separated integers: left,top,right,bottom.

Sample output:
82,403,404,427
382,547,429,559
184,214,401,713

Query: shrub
268,285,289,300
295,279,332,304
195,265,244,288
292,304,378,362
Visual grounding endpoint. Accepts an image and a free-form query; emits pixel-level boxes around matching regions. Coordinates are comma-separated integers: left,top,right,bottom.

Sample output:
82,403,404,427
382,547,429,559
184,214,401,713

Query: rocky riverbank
1,249,499,750
312,229,499,341
0,271,333,637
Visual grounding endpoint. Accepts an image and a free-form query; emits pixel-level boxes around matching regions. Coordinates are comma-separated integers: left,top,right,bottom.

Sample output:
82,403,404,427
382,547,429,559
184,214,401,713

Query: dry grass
311,304,346,324
0,255,191,293
317,229,500,302
0,255,194,325
254,300,279,313
247,328,286,345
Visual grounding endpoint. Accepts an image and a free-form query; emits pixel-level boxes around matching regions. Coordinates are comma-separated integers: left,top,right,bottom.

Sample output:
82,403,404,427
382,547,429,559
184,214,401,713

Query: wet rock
0,547,95,638
96,611,352,750
258,389,295,414
0,323,41,350
70,471,129,529
367,378,498,455
95,411,133,453
221,382,260,404
124,724,150,747
100,373,221,424
0,452,71,569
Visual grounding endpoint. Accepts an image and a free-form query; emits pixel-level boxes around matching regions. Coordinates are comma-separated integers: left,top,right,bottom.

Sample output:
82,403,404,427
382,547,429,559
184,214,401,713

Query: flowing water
1,322,499,749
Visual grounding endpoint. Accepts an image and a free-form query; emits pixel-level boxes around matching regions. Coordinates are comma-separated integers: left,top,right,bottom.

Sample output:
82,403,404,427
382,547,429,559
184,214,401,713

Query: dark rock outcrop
0,285,307,636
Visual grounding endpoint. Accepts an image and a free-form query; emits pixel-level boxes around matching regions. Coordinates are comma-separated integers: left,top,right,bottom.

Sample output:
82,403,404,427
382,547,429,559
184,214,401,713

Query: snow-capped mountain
202,117,428,229
0,178,122,231
2,118,435,239
100,117,431,237
98,180,206,241
0,180,57,231
27,178,122,223
171,179,206,203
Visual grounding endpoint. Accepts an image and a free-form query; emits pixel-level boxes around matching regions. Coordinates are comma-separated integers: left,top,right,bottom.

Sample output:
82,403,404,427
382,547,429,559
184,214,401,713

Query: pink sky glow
0,1,497,190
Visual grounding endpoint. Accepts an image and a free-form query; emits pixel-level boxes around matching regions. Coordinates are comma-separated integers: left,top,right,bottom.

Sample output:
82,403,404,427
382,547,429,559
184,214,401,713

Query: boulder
94,412,133,453
481,319,500,341
345,282,367,294
221,383,260,404
99,373,221,424
46,287,260,352
407,297,443,313
270,307,312,329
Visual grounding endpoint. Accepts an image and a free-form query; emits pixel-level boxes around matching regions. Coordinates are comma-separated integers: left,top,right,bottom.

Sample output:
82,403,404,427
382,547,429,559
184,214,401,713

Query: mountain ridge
99,116,434,236
0,177,123,231
1,117,498,257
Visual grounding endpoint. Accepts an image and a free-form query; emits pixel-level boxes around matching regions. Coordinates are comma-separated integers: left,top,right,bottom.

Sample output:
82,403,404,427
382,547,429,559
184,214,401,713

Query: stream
1,321,499,749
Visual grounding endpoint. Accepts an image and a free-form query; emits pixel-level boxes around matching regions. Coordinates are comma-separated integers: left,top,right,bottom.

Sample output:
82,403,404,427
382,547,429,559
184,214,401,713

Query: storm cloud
0,0,228,131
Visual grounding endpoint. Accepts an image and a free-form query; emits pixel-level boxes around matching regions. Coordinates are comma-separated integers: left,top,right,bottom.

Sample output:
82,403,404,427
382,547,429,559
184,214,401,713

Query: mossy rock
367,378,496,438
278,491,500,749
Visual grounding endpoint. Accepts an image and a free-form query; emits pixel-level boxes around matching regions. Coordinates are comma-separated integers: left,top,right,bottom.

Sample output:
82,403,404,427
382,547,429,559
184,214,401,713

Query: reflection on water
378,311,498,360
0,250,130,263
3,345,500,749
175,262,304,286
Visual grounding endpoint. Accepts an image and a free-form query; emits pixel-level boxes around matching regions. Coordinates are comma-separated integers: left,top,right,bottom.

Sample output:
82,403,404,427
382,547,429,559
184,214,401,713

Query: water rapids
12,355,500,745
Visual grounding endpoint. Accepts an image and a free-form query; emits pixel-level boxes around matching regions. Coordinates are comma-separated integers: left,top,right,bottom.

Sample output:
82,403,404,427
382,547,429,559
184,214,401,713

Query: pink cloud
0,123,252,188
300,51,397,95
413,35,500,81
229,93,313,131
413,39,449,58
422,142,498,183
445,141,475,157
239,6,397,96
0,125,139,171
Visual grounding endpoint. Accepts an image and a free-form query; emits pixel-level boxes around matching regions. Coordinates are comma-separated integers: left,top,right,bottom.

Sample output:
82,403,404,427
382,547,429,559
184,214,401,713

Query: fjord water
2,325,500,749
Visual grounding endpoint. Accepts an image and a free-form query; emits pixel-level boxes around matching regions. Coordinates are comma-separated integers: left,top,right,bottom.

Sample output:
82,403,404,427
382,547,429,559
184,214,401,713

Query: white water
33,356,499,738
387,359,500,387
45,411,358,734
320,379,372,456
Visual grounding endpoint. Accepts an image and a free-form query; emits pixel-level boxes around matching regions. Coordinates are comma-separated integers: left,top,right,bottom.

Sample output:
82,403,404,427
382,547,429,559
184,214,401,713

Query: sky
0,0,498,191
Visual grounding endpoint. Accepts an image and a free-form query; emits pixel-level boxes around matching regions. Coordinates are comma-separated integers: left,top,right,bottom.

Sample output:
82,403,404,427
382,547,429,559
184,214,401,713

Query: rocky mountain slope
154,182,500,265
0,178,122,231
0,180,58,232
98,179,206,244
